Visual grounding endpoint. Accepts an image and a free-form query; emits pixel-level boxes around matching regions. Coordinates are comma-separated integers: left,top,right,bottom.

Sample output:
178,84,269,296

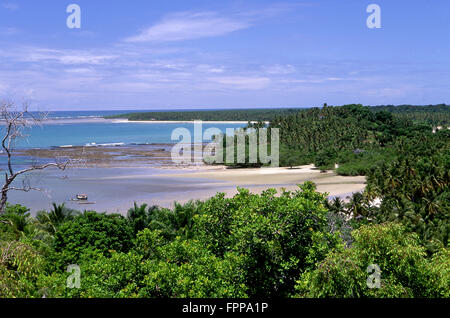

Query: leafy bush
194,182,340,297
59,235,248,298
0,204,33,240
138,238,248,298
295,223,450,297
0,241,45,298
50,211,133,270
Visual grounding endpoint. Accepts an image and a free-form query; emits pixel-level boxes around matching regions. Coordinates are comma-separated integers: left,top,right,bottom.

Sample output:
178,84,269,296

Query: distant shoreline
111,119,259,124
21,117,253,125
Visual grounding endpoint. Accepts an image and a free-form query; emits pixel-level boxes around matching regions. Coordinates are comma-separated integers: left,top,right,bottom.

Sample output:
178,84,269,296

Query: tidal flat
8,144,366,215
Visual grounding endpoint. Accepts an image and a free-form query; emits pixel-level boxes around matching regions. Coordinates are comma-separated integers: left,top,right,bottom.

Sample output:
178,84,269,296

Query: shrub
0,241,45,298
194,182,341,297
295,223,450,297
50,211,133,270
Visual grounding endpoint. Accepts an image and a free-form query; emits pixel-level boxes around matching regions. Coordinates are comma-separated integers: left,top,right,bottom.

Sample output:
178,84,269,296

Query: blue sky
0,0,449,110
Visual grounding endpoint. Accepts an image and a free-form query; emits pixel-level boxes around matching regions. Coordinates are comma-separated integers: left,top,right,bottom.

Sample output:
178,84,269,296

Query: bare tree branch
0,100,72,214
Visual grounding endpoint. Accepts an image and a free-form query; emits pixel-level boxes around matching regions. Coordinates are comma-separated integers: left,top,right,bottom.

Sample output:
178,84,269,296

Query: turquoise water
43,110,138,119
18,121,245,148
8,111,245,149
2,111,246,213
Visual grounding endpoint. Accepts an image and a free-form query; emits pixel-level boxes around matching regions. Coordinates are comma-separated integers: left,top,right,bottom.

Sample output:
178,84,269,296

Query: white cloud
209,76,270,90
125,12,250,43
280,79,324,84
280,77,353,84
58,54,116,65
196,64,225,73
263,64,296,75
65,68,96,74
0,47,117,65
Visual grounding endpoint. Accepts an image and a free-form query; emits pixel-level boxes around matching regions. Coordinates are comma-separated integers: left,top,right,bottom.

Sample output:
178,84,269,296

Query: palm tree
346,192,367,218
127,202,149,234
36,203,79,234
169,202,197,238
0,204,32,239
332,197,346,214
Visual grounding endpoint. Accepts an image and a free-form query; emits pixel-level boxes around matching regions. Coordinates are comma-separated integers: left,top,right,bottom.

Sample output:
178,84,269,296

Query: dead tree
0,100,71,214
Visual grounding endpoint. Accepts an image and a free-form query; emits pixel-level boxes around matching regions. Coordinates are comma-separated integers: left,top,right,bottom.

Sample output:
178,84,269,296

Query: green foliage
128,201,198,239
270,105,449,251
36,203,80,235
61,250,146,298
0,204,33,239
1,105,449,299
107,108,300,122
127,202,152,234
279,145,312,168
220,129,270,168
50,211,134,270
137,238,248,298
365,134,449,250
1,177,448,299
58,236,247,298
193,182,340,297
295,223,450,298
270,104,444,172
372,104,450,126
0,241,45,298
109,104,450,126
135,228,168,259
336,149,396,176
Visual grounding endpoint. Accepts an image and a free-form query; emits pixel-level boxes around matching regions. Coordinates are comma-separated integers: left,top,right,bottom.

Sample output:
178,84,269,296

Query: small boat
76,194,88,200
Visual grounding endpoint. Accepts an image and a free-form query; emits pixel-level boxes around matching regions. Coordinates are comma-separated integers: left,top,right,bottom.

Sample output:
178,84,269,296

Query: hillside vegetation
107,108,301,122
1,182,448,298
1,104,448,298
110,104,450,126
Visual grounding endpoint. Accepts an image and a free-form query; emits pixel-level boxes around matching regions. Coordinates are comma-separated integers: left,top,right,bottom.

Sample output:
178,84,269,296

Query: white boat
76,194,88,200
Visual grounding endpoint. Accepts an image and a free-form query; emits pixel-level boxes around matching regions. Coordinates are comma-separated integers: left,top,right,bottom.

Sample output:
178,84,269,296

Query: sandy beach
10,138,367,214
8,162,366,215
9,117,253,126
151,164,366,206
111,119,261,124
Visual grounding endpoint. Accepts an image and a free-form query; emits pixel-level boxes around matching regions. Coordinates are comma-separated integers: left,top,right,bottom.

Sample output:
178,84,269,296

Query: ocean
13,110,246,149
2,110,246,214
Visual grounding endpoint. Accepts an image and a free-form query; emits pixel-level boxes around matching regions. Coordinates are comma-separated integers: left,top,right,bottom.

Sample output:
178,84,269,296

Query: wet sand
151,165,366,206
7,164,366,215
17,144,176,168
9,143,366,215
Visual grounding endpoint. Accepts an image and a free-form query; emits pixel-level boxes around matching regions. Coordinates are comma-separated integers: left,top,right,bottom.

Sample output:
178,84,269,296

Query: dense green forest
1,180,448,298
1,104,449,298
222,104,449,175
372,104,450,126
107,108,301,122
110,104,450,126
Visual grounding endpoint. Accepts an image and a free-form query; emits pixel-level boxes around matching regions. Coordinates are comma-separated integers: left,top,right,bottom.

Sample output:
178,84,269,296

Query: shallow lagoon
8,166,230,215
